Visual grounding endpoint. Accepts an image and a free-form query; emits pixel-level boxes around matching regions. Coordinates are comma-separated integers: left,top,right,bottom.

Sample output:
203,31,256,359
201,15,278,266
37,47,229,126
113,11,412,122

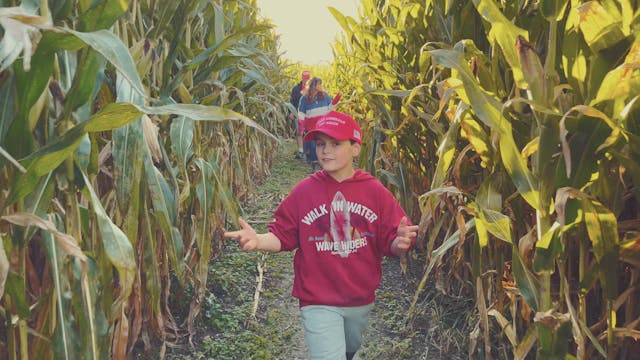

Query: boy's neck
326,167,356,182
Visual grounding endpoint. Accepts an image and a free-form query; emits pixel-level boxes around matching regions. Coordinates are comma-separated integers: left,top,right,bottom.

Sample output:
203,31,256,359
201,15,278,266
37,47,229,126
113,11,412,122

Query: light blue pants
300,304,372,360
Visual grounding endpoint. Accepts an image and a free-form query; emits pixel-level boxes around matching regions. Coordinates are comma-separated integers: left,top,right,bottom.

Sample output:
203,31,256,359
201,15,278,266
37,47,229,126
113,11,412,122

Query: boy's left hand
393,216,419,252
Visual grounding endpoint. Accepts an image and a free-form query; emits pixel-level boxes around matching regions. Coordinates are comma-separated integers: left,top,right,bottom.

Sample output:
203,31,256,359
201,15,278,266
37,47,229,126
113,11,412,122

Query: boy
224,111,418,360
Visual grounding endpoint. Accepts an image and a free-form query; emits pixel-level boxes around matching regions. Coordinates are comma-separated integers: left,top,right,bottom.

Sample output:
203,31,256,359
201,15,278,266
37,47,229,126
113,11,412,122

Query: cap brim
303,128,349,142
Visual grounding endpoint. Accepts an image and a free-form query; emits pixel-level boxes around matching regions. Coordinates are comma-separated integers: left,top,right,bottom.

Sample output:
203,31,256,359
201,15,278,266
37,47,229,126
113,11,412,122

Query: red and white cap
301,70,311,79
303,111,362,144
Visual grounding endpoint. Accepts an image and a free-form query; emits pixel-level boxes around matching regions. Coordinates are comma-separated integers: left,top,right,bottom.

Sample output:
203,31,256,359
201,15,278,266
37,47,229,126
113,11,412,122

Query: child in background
297,77,332,170
224,111,419,360
290,70,311,159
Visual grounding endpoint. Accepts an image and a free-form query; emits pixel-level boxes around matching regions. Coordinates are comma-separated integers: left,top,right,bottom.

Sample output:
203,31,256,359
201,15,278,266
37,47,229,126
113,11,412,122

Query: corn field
0,0,290,358
329,0,640,359
1,0,640,359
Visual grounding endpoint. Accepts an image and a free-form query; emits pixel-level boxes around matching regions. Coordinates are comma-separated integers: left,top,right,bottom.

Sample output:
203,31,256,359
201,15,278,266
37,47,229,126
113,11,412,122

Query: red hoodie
268,169,411,307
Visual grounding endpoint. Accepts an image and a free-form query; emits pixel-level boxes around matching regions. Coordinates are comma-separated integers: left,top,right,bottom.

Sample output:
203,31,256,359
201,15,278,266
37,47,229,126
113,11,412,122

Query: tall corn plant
115,0,286,350
330,0,640,358
0,0,286,358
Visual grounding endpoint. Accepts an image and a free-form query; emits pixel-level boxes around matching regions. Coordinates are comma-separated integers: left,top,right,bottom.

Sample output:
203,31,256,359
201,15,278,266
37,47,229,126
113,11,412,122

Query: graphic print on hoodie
268,170,411,307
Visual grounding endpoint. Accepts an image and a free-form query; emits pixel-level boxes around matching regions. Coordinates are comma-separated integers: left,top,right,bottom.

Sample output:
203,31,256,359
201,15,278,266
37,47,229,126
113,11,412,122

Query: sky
256,0,360,65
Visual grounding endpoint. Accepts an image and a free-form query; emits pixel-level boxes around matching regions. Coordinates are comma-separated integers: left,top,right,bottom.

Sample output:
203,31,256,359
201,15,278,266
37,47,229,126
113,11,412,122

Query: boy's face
315,133,361,180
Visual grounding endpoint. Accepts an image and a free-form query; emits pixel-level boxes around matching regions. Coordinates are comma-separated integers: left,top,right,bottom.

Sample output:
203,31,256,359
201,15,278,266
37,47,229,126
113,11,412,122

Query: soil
135,139,474,360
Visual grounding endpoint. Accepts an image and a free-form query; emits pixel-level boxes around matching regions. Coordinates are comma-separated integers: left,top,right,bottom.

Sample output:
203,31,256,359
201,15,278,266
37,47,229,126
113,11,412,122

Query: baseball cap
301,70,311,79
303,111,362,144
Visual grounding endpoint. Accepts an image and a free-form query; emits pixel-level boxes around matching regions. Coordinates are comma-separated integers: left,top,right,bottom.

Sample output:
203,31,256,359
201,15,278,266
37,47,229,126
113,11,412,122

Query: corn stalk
0,0,290,358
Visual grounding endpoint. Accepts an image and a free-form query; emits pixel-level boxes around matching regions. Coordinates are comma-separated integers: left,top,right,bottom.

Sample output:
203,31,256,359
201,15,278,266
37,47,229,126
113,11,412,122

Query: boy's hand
223,217,259,251
392,217,419,253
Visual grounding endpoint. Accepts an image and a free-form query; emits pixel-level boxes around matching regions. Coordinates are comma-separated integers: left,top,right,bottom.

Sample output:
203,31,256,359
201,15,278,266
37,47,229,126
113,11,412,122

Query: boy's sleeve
267,194,299,251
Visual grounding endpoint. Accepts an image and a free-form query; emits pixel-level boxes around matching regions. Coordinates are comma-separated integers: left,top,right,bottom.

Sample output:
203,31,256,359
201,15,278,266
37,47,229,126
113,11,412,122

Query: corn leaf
81,172,136,307
575,2,626,53
592,36,640,105
471,0,529,88
144,151,185,280
430,47,540,210
77,0,127,32
512,245,540,311
555,187,619,299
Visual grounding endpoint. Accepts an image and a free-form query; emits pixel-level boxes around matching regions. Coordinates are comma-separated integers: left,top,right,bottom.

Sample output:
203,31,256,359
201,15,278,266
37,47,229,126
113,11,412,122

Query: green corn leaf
592,37,640,105
182,24,272,71
471,204,513,245
6,50,54,158
533,222,563,273
4,97,273,207
432,102,463,189
559,106,620,182
21,173,55,242
0,70,15,147
328,6,355,34
188,158,215,331
170,116,195,202
430,47,540,210
77,0,128,32
74,134,91,171
144,151,185,281
460,117,493,169
63,28,146,99
3,103,142,207
513,324,538,359
113,73,145,231
426,218,476,280
540,0,569,20
561,28,588,102
512,244,540,311
470,175,513,245
63,49,105,115
575,2,627,53
41,230,76,360
4,271,30,318
555,187,619,299
81,172,136,309
471,0,529,88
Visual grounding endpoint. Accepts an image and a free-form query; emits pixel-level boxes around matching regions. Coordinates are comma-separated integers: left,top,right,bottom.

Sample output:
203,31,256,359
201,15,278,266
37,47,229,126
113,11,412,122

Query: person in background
290,70,311,159
224,110,419,360
298,77,332,170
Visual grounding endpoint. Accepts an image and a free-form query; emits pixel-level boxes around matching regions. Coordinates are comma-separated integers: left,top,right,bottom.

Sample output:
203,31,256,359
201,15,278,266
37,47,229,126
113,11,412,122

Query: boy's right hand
223,217,259,251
